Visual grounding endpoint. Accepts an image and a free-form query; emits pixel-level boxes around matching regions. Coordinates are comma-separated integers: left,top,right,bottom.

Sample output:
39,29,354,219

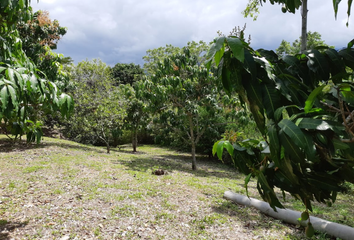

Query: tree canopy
143,41,210,75
144,47,221,170
111,63,144,86
276,31,332,56
63,59,126,153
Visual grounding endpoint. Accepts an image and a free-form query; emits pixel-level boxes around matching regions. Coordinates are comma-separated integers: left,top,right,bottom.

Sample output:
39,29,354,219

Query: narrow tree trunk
106,142,110,154
191,142,197,171
132,128,137,152
188,115,197,170
300,0,308,52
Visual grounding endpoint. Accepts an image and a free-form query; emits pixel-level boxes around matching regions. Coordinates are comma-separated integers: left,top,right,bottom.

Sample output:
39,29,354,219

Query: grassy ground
0,135,353,239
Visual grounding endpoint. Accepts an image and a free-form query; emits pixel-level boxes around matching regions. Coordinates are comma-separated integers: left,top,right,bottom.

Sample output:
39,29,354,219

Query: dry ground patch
0,136,353,239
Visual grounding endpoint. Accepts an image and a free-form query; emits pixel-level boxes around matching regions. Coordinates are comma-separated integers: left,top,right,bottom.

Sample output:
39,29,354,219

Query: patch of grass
8,181,16,188
110,205,137,218
154,212,176,222
0,219,8,226
52,188,64,194
23,165,45,173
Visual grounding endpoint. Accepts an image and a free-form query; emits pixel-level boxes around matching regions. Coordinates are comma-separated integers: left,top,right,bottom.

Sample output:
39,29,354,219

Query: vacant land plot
0,136,353,239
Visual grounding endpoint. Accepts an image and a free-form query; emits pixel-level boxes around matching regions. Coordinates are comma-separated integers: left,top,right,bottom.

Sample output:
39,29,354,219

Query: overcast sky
31,0,354,67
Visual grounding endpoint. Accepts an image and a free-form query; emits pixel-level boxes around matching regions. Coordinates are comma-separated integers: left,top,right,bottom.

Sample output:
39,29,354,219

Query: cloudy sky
31,0,354,67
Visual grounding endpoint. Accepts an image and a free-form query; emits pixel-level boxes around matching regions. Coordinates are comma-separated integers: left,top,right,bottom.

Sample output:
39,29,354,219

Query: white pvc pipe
224,191,354,240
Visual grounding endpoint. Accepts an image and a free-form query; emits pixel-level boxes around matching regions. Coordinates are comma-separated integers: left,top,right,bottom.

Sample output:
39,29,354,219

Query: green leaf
297,118,333,131
274,105,300,122
0,86,9,109
325,48,346,83
305,49,330,80
212,140,220,157
224,141,234,157
268,120,281,167
59,93,74,118
347,0,353,26
214,140,225,160
244,77,263,108
214,140,234,161
243,49,257,80
206,36,225,65
333,138,350,150
226,37,244,63
347,39,354,49
308,178,342,192
333,0,341,19
249,102,266,135
262,83,280,119
6,68,14,82
278,119,306,149
257,171,284,210
303,131,316,162
338,48,354,70
244,173,252,198
279,130,305,165
304,85,325,113
221,65,232,94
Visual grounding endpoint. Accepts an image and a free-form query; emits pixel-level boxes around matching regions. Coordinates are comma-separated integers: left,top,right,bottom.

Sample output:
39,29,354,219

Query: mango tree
0,0,73,143
63,59,126,153
209,35,354,222
121,82,149,152
144,47,221,170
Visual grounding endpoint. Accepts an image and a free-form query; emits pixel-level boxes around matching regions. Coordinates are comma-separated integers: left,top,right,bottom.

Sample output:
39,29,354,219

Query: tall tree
276,31,331,56
63,59,126,153
17,10,69,90
121,82,149,152
144,47,221,170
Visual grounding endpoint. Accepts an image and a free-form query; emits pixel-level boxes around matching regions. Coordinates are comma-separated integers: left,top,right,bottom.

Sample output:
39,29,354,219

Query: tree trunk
224,191,354,240
188,115,197,170
132,128,137,152
106,142,110,154
191,142,197,171
300,0,308,52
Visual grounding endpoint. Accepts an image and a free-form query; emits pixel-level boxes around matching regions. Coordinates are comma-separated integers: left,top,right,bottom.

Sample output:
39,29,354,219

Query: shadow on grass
0,138,107,154
211,201,304,239
112,151,241,181
0,219,28,240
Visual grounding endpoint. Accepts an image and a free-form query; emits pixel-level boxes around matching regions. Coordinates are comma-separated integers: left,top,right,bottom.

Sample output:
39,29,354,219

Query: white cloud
31,0,354,66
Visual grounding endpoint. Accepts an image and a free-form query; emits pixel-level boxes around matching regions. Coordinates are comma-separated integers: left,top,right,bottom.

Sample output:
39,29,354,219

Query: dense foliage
143,47,226,170
111,63,144,86
63,59,126,153
0,0,73,143
210,35,354,213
